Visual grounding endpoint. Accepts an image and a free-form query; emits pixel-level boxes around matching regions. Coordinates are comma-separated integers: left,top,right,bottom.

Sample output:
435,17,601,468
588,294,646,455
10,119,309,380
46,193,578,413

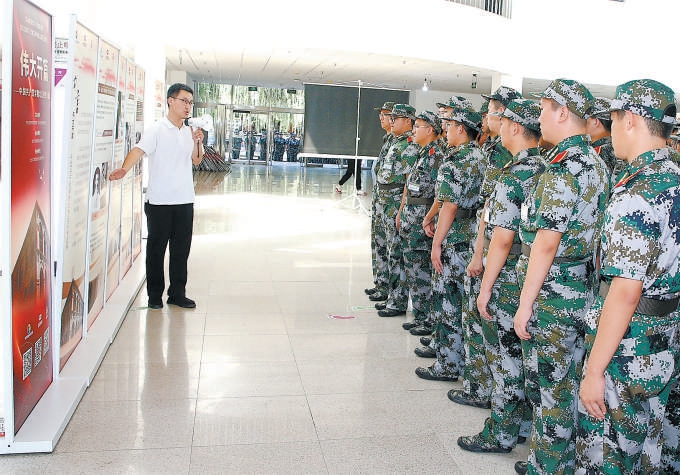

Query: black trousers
144,202,194,302
339,159,362,190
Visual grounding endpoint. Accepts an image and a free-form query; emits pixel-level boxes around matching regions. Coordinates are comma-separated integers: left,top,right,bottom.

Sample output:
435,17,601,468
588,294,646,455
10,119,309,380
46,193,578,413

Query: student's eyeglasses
173,97,194,107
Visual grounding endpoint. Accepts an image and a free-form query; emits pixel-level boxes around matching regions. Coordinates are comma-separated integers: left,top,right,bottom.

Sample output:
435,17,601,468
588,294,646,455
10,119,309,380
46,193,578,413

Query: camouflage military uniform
371,131,395,296
376,131,419,312
461,135,513,401
429,140,486,378
591,136,626,186
401,140,443,324
575,146,680,474
518,134,610,475
468,146,546,450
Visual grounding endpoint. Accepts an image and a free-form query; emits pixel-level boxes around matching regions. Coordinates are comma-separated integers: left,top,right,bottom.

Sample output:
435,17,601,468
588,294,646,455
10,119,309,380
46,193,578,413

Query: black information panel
303,84,409,156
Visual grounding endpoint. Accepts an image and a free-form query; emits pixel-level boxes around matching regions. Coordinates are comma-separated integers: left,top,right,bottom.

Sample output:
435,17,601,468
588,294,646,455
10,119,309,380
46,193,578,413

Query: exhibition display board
0,0,147,452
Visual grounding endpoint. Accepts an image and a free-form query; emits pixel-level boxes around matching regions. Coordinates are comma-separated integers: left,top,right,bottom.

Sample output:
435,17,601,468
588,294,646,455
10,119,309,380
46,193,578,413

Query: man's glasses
173,97,194,107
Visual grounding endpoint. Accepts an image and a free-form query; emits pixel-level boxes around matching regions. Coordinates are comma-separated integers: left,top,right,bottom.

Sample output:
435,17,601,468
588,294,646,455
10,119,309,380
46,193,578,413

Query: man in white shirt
110,83,204,309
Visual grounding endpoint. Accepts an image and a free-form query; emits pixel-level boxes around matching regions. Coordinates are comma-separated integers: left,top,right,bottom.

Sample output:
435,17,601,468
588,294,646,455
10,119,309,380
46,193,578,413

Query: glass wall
194,83,304,164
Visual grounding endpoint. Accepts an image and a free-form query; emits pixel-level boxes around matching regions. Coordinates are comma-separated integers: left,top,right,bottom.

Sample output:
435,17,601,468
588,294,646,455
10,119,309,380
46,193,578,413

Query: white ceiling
165,46,498,95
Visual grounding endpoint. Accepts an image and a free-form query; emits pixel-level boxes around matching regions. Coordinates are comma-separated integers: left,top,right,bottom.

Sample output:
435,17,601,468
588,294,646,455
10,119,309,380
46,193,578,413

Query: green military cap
490,98,541,132
436,96,474,112
415,110,443,135
482,86,522,107
389,103,417,119
610,79,677,124
480,100,489,114
374,101,395,112
586,97,613,120
443,107,483,131
532,78,594,119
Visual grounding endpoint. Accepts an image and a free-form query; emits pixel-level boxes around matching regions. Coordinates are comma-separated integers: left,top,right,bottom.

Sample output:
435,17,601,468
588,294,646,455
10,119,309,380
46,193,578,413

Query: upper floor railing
446,0,512,18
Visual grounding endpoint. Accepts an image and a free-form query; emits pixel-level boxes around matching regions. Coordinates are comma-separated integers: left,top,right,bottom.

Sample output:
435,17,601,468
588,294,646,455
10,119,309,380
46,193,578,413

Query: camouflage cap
415,110,443,135
389,103,417,120
443,107,483,131
436,96,474,112
586,97,613,121
532,78,594,119
374,101,395,112
482,86,522,107
480,100,489,114
610,79,677,124
491,98,541,132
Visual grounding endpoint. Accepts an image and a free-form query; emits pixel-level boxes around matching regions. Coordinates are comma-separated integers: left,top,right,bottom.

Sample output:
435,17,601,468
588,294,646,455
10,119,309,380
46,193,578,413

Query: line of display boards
0,0,155,453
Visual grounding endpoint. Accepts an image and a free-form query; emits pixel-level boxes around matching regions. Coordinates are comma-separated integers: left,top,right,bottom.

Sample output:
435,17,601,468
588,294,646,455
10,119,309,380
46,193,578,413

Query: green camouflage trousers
576,300,680,474
478,255,533,449
662,378,680,473
516,255,593,475
429,241,467,377
370,187,389,294
462,249,493,401
376,188,408,311
399,203,433,323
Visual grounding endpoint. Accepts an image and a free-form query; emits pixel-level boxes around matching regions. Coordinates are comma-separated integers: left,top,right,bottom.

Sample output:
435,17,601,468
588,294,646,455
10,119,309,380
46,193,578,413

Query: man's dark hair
454,121,478,140
522,125,541,141
167,83,193,100
598,118,612,133
613,109,675,140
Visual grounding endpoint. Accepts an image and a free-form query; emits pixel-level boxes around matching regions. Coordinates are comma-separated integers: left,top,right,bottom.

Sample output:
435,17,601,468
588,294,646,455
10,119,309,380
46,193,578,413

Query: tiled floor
2,163,527,473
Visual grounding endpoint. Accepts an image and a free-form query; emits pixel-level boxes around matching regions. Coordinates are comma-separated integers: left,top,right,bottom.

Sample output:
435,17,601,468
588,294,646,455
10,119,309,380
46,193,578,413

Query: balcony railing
447,0,512,18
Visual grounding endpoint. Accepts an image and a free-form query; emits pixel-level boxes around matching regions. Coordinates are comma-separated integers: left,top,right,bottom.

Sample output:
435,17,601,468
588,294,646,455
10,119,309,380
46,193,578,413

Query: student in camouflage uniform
513,79,610,475
458,99,544,454
414,107,485,381
374,104,420,317
365,102,395,300
585,97,626,183
451,86,519,410
394,111,444,338
575,79,680,475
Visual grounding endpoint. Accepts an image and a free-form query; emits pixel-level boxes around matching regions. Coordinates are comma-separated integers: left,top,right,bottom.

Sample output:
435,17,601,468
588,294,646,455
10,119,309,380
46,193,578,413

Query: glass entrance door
230,110,271,164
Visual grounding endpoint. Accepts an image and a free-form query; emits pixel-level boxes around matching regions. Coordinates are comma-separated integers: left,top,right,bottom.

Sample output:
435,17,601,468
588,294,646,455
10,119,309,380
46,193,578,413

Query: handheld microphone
184,114,214,131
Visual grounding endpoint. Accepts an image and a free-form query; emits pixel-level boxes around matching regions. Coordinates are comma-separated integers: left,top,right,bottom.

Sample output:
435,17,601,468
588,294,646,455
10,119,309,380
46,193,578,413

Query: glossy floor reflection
3,163,527,474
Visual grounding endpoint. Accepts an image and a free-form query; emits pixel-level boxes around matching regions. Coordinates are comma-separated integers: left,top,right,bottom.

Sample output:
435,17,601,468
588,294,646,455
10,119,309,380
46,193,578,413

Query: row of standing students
365,79,680,474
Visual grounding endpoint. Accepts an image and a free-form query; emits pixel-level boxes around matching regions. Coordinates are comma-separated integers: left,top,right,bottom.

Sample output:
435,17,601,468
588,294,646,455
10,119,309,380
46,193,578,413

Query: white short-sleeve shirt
137,117,195,205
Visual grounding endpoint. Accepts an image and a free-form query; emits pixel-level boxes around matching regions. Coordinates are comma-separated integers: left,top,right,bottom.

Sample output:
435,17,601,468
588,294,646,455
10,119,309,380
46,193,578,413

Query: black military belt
455,208,478,220
405,196,434,206
377,182,404,190
484,237,522,255
521,243,588,264
599,281,680,317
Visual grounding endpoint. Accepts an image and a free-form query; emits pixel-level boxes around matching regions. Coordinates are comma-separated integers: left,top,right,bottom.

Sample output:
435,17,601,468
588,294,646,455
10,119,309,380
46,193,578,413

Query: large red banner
10,0,53,433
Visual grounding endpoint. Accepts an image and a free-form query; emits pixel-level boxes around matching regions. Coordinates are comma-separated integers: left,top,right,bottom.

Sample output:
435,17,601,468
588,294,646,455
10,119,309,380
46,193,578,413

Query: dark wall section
303,84,409,156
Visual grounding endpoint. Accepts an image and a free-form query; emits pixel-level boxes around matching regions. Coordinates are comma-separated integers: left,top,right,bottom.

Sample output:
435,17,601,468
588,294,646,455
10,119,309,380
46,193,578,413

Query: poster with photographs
86,39,118,327
10,0,53,433
59,22,98,369
119,60,135,278
132,67,145,260
106,54,126,299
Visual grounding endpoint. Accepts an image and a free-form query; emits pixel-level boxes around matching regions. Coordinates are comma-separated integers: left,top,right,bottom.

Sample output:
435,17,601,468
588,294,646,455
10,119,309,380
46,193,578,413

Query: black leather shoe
374,302,387,310
420,336,432,346
364,287,377,295
368,292,388,301
377,308,406,317
514,461,527,475
414,346,436,358
167,296,196,309
447,389,491,409
148,301,163,310
409,325,433,336
415,366,458,382
457,435,511,453
402,321,419,330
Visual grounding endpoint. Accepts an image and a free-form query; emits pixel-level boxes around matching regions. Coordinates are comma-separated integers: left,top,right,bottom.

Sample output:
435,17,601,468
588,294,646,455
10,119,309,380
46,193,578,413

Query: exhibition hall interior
1,0,679,473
